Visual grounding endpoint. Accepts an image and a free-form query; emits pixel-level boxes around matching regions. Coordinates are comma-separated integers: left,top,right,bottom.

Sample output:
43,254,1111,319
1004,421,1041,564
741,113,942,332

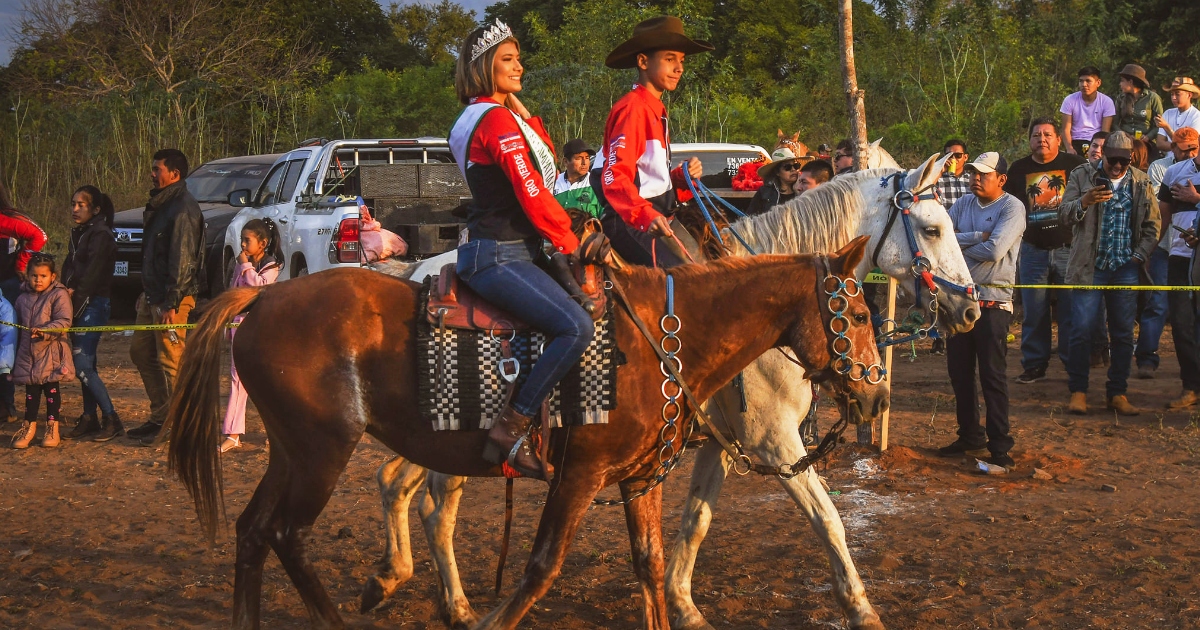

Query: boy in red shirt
597,16,712,267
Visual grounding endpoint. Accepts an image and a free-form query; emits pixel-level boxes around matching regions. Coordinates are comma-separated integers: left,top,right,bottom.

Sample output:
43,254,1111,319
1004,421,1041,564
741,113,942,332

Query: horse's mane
726,168,901,256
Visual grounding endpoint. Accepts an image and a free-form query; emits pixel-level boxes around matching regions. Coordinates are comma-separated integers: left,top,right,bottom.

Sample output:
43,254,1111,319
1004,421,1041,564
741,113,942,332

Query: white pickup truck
223,138,466,281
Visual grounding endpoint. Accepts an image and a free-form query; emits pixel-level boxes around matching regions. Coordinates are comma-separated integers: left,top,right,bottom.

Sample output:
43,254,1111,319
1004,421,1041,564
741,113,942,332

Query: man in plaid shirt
937,139,971,210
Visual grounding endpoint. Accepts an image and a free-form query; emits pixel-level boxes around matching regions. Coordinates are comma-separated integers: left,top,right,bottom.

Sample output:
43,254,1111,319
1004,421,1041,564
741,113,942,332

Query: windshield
186,161,274,203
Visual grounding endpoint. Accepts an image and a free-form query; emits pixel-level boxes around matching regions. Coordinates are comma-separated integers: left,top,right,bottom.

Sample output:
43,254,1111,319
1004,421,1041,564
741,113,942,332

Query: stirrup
506,435,548,481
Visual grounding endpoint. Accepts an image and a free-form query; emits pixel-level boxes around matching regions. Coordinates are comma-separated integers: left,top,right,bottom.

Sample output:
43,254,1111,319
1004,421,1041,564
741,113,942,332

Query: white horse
361,154,978,630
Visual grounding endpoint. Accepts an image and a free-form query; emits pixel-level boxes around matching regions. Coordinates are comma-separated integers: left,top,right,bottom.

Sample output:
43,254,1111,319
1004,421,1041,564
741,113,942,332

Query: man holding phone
1059,131,1161,416
1157,128,1200,409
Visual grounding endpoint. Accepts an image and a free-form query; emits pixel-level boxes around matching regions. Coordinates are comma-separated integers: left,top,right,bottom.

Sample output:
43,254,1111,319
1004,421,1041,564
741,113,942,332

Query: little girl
11,255,74,449
220,219,282,453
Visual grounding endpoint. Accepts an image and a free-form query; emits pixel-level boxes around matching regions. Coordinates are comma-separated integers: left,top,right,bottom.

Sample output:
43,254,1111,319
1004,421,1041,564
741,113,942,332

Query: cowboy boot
41,420,61,448
482,406,551,480
66,413,100,439
1106,395,1140,417
1067,392,1087,415
11,421,36,449
93,412,126,442
1167,391,1199,410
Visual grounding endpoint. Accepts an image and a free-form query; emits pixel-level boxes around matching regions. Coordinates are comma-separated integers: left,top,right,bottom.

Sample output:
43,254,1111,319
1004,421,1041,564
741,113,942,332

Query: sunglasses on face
1106,156,1130,167
947,152,966,159
780,163,799,172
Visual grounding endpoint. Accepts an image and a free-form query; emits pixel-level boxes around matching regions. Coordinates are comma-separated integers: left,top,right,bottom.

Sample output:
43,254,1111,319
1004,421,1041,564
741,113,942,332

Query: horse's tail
167,285,266,542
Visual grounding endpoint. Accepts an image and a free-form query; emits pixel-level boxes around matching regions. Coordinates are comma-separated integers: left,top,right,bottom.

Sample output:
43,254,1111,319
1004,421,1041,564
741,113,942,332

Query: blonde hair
455,28,519,105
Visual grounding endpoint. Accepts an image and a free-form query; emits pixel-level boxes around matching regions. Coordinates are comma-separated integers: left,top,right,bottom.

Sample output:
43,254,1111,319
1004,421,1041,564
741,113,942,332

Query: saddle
426,261,607,332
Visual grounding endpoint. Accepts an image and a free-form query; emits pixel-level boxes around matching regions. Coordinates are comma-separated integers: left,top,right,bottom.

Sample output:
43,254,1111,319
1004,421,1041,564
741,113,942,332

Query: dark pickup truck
111,154,280,306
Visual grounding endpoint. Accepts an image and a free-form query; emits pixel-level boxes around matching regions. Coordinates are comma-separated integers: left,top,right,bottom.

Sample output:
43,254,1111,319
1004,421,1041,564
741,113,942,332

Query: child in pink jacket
220,219,281,453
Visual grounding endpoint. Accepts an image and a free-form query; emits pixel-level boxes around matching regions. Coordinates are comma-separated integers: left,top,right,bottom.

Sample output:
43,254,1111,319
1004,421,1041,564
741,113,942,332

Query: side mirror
228,189,251,207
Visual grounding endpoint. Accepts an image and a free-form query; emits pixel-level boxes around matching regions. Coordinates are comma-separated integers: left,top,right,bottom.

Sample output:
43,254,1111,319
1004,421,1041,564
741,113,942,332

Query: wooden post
879,278,897,451
838,0,869,169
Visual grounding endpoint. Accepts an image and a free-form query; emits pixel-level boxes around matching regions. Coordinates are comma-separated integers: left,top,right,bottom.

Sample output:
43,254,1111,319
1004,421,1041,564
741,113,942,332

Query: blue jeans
1134,247,1169,369
1018,243,1073,371
1067,261,1140,397
70,297,116,416
456,238,594,417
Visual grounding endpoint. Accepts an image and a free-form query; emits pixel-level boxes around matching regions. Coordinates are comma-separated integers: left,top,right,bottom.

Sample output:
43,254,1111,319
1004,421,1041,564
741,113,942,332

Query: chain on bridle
871,172,977,349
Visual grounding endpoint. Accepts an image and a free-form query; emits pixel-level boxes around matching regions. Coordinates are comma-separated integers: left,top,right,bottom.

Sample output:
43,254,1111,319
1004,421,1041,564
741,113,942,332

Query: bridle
598,255,881,502
872,171,977,347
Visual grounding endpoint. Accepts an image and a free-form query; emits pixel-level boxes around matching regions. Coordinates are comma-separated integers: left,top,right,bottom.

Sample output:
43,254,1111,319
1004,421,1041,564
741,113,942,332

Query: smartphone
1171,224,1194,235
1092,173,1111,190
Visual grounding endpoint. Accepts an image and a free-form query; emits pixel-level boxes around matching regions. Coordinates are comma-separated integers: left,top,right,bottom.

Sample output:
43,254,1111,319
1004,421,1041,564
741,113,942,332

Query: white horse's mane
726,167,899,256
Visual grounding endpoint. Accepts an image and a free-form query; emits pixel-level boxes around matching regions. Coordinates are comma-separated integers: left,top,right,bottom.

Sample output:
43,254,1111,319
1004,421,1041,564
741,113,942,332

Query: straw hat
757,146,814,180
604,16,714,70
1163,76,1200,98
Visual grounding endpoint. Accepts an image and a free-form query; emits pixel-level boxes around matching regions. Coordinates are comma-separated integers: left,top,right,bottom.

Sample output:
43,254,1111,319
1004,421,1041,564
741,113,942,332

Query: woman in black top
62,185,121,440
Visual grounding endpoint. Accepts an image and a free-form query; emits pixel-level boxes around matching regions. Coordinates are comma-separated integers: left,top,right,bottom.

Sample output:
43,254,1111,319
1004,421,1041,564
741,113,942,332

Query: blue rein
684,171,759,255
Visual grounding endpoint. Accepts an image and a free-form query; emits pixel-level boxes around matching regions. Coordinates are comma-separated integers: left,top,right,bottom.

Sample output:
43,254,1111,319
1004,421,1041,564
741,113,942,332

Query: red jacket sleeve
472,110,579,253
601,103,660,232
670,165,694,204
0,214,47,273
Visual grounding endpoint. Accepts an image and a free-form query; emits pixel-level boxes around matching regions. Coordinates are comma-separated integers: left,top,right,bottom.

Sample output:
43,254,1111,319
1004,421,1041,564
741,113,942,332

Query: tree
388,0,478,66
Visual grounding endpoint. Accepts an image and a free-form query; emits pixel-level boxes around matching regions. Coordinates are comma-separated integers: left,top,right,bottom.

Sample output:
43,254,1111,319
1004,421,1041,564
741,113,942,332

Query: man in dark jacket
126,148,204,443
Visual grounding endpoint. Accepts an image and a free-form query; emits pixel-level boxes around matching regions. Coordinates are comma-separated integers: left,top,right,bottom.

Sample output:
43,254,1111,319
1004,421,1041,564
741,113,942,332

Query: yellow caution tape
861,275,1200,291
0,321,237,334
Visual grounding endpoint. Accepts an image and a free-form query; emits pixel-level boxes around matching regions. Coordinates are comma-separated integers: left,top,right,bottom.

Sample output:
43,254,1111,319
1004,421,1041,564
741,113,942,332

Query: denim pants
71,297,116,417
1017,243,1073,371
1067,261,1140,396
1167,256,1200,392
456,238,594,417
1134,247,1169,369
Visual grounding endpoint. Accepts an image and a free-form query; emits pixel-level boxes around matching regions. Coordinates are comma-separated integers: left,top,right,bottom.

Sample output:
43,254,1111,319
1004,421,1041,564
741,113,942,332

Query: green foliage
305,63,461,139
388,0,478,66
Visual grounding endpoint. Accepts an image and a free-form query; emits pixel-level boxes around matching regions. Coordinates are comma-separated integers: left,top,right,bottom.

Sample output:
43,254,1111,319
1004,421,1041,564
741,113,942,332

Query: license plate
113,261,129,277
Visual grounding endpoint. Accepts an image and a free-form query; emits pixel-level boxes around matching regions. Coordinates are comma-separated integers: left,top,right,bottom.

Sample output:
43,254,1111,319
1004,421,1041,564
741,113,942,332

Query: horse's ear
777,129,785,139
869,138,883,150
905,153,942,193
831,234,871,278
791,130,800,142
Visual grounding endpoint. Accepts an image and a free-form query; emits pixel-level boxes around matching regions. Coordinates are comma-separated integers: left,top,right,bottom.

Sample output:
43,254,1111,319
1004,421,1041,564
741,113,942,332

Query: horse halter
817,256,887,385
871,172,977,344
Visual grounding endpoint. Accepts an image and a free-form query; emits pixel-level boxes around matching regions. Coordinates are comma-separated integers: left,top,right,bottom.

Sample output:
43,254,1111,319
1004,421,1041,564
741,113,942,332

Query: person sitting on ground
1113,64,1164,148
1059,130,1160,416
447,20,610,479
1087,131,1108,162
62,185,121,441
596,16,710,268
1061,66,1115,155
796,159,834,193
1156,128,1200,409
936,139,971,210
746,145,808,215
553,139,603,219
221,219,283,453
1154,77,1200,155
10,255,74,449
939,153,1025,468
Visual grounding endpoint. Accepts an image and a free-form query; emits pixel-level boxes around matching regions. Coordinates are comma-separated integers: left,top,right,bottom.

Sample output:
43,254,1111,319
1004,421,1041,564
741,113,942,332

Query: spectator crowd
2,61,1199,475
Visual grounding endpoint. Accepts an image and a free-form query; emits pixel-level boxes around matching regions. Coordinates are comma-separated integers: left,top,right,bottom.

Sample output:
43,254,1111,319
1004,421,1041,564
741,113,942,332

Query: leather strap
494,478,514,594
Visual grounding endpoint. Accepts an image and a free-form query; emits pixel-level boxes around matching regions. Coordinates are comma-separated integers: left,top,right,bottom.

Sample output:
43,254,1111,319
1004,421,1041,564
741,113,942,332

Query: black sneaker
987,452,1015,468
125,421,162,439
1015,367,1046,384
65,413,101,439
930,338,945,355
93,413,126,442
938,439,988,457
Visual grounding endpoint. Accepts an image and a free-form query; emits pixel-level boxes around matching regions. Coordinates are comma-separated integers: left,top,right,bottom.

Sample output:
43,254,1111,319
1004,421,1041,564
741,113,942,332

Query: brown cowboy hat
1164,76,1200,98
604,16,714,70
1118,64,1149,89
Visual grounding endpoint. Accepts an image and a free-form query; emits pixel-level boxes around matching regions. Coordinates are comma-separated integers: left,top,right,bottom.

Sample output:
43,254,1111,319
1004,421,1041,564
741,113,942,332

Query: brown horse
167,237,887,629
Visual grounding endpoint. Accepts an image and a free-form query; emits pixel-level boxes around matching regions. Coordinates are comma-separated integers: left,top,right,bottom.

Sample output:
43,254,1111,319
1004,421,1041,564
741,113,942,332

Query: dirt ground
2,321,1199,629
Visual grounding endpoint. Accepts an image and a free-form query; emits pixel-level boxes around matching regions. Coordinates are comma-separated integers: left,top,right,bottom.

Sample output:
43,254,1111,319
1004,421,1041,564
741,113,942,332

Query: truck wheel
223,248,236,290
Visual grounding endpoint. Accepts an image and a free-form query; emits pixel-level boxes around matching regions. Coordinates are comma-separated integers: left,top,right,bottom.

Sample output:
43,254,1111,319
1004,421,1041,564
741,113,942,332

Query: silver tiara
470,19,513,62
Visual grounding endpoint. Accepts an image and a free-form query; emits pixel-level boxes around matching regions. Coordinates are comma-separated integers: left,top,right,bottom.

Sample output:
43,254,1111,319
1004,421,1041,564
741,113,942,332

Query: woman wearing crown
447,20,610,480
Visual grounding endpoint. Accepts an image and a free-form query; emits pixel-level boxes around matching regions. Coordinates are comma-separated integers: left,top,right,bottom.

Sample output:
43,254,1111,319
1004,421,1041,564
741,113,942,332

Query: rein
599,258,874,498
871,172,977,349
683,171,759,255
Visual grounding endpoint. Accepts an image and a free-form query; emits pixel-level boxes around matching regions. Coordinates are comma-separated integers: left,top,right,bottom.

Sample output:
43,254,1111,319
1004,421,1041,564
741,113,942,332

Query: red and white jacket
599,85,693,232
0,212,48,274
449,97,578,254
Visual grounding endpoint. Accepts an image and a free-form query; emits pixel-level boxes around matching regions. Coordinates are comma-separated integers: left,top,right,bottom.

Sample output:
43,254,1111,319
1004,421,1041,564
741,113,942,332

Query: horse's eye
854,313,868,324
923,227,941,238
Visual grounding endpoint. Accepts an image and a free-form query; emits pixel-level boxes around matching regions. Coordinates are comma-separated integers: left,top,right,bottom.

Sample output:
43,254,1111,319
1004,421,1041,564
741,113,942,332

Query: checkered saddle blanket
416,278,624,431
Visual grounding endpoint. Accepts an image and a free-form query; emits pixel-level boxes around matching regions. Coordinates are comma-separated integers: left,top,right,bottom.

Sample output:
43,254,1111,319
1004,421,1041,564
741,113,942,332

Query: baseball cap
561,138,595,157
965,152,1008,175
1102,130,1133,159
1173,127,1199,151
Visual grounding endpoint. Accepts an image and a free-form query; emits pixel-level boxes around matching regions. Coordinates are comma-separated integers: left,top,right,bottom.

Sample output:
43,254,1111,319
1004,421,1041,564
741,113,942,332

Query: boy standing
596,16,712,267
1060,66,1116,156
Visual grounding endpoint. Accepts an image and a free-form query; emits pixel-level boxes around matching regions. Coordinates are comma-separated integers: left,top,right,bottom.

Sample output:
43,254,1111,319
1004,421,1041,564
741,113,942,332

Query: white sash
448,102,557,190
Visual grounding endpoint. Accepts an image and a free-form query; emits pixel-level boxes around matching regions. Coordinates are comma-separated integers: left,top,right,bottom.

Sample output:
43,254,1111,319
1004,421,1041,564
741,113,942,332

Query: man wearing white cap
939,152,1025,468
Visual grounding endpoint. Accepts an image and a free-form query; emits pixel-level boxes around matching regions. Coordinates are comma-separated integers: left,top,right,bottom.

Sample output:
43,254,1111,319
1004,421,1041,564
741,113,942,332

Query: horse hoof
360,576,390,613
851,618,886,630
671,615,715,630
